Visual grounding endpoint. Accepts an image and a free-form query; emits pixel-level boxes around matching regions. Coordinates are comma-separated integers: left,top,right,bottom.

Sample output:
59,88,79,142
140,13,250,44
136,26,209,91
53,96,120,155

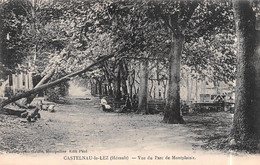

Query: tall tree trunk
137,60,149,114
230,0,260,148
163,33,185,124
254,27,260,135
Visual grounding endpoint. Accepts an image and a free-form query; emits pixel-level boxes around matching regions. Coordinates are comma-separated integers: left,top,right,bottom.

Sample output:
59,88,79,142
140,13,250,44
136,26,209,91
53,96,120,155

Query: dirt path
0,95,204,153
1,95,260,165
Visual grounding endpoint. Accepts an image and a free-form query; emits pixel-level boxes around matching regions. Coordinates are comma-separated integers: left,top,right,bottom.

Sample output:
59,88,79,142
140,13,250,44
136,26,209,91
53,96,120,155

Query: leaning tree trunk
0,54,114,108
22,69,55,105
230,0,260,148
137,60,149,114
163,33,185,124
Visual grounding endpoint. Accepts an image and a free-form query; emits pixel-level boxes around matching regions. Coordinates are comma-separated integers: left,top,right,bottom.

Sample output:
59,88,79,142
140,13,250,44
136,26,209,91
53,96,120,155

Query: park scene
0,0,260,164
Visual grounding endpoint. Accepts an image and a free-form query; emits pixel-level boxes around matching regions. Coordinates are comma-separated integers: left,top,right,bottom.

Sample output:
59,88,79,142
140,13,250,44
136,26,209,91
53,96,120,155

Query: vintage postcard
0,0,260,164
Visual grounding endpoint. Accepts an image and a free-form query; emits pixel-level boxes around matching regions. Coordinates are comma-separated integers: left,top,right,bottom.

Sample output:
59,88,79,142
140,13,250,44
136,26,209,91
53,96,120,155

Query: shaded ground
0,96,204,153
185,112,233,152
0,95,259,165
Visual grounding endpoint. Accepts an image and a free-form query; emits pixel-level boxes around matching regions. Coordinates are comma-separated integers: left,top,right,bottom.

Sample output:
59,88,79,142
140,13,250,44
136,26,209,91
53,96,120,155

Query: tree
137,59,149,114
0,0,33,75
101,0,169,103
0,54,115,108
106,1,235,116
230,0,260,149
146,1,198,123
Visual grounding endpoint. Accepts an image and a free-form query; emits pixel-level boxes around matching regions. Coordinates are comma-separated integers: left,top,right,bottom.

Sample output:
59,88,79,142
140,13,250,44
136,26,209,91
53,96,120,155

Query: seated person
100,97,112,112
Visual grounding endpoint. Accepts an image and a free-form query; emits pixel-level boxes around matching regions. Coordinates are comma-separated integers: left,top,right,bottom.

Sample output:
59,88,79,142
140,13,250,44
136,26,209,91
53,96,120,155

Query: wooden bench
101,97,125,110
148,100,166,112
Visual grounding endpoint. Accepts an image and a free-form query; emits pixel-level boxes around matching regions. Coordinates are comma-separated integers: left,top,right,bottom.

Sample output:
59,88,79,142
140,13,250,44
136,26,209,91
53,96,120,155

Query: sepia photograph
0,0,260,164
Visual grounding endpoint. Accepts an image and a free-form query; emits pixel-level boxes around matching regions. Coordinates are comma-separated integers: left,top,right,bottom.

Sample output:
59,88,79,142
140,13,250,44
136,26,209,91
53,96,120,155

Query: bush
45,86,60,101
45,82,69,102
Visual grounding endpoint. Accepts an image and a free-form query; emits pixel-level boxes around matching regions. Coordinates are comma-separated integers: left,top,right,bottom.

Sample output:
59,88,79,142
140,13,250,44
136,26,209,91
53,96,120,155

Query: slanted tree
0,54,115,108
230,0,260,149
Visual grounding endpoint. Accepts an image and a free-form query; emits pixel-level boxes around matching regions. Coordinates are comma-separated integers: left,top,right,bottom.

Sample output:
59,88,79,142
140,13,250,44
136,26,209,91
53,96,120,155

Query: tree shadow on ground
184,112,233,153
184,112,260,154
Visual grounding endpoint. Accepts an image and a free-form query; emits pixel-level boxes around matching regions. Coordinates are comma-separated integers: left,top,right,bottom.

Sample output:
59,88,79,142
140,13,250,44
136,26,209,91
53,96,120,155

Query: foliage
182,1,236,83
0,0,237,99
0,0,32,74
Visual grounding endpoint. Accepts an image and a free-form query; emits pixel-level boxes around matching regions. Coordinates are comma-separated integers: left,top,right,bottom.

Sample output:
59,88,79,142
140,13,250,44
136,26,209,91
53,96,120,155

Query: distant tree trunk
163,80,167,99
98,80,102,96
121,80,128,99
129,82,133,98
121,76,128,99
190,78,193,102
108,81,113,95
137,60,149,114
149,79,154,98
195,76,198,102
121,60,128,99
128,70,135,99
114,63,122,101
94,81,98,95
230,0,260,148
163,33,185,124
186,73,191,104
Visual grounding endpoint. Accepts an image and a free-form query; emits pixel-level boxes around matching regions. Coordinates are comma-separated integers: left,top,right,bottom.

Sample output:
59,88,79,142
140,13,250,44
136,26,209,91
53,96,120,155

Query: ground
0,95,259,165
